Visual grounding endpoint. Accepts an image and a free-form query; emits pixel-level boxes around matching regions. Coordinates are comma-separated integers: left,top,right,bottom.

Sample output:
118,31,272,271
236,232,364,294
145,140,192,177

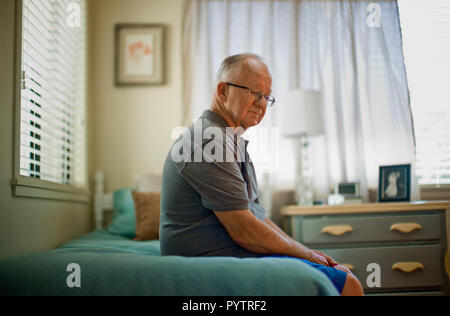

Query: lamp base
295,177,314,206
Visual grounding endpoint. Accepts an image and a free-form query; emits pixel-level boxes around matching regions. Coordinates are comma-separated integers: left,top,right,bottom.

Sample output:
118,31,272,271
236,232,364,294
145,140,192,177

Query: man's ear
217,82,228,102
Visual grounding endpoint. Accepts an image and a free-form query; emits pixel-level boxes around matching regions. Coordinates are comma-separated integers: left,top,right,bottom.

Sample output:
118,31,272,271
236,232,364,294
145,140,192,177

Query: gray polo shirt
160,110,266,258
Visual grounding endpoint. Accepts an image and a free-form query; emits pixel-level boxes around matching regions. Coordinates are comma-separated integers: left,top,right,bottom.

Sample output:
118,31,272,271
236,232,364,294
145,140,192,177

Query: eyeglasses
225,82,276,107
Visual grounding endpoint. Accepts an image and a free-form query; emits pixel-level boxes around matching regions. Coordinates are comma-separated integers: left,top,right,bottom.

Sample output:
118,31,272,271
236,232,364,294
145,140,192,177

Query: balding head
216,53,266,83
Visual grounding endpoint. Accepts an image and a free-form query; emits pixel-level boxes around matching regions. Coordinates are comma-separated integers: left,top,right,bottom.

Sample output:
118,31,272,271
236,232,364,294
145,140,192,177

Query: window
18,0,87,189
399,0,450,186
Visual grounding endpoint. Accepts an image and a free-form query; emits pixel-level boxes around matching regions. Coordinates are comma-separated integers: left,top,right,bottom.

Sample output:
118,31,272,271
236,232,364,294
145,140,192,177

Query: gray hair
216,53,265,83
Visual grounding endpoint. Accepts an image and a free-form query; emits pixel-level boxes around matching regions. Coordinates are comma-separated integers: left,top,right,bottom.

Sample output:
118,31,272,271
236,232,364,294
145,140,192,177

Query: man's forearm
264,218,337,267
263,218,313,258
214,210,317,262
233,213,311,259
264,218,292,240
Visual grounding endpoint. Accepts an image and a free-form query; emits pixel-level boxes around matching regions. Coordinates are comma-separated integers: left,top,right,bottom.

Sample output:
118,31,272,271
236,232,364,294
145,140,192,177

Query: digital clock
337,182,360,198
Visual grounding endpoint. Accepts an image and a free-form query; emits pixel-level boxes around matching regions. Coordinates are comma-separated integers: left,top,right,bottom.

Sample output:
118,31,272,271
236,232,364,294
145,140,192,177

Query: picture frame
378,164,411,203
115,24,165,86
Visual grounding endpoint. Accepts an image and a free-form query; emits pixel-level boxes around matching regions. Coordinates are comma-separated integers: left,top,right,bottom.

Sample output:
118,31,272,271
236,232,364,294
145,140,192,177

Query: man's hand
310,249,339,267
306,249,329,266
264,219,339,268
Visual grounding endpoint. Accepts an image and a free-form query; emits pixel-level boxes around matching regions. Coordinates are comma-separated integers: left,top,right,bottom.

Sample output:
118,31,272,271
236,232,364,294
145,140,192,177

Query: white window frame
11,0,89,203
398,0,450,193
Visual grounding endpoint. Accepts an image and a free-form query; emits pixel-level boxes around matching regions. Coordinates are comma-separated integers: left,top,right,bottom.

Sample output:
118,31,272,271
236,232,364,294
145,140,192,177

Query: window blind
399,0,450,186
20,0,87,187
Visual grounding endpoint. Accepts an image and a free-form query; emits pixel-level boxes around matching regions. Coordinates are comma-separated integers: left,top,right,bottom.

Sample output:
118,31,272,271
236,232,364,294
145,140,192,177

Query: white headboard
94,171,162,229
94,171,113,230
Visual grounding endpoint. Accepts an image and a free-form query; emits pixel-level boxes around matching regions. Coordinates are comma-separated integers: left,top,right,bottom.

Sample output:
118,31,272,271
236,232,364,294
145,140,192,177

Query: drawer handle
390,223,422,234
341,264,355,271
392,262,424,273
321,225,353,236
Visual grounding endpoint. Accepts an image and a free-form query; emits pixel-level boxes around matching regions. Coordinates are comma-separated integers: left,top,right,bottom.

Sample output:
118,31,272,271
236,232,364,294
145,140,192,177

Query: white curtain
182,0,419,204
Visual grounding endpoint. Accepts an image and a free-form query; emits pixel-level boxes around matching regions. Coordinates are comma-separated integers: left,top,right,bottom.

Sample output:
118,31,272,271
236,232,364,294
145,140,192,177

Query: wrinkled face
219,59,272,130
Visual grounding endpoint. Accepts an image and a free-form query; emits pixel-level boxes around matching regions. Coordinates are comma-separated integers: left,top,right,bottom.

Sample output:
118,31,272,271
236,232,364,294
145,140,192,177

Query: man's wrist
288,240,311,260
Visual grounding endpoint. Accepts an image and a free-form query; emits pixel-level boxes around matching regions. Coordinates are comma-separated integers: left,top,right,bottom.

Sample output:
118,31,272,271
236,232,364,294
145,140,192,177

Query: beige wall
88,0,184,193
0,0,91,260
0,0,184,260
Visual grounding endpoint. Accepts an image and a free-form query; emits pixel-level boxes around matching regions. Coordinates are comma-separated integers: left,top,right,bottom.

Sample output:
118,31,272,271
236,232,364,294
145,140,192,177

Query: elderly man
160,53,363,296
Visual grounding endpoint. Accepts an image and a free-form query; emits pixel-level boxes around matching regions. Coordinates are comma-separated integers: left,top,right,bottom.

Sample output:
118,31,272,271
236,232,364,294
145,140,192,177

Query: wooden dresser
281,201,450,296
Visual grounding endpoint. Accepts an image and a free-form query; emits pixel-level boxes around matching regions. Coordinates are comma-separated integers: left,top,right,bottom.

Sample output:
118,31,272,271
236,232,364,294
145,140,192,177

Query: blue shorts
263,255,348,294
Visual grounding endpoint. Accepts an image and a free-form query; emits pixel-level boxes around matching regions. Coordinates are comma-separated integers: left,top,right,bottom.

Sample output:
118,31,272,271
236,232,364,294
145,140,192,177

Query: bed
0,172,339,296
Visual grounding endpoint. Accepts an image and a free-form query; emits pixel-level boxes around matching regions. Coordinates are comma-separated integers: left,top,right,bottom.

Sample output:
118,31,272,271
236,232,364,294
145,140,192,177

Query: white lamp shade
281,90,324,138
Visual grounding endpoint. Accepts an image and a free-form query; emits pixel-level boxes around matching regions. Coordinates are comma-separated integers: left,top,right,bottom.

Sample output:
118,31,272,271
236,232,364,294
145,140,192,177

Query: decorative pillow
132,191,161,241
107,188,136,239
134,174,162,193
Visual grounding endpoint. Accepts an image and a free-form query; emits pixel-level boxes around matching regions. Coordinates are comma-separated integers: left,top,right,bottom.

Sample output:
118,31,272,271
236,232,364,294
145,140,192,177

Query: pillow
132,191,161,241
107,188,136,239
134,174,162,193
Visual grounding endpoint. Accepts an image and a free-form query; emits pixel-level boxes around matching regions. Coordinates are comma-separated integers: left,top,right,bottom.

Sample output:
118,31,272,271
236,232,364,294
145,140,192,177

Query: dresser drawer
296,213,442,245
321,245,445,290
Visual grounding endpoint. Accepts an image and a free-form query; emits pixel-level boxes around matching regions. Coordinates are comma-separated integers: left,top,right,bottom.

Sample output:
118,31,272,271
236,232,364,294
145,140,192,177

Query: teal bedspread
0,230,338,296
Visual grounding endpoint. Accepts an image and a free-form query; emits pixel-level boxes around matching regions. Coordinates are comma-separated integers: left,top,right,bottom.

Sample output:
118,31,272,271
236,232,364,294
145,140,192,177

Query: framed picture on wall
378,164,411,203
115,24,165,86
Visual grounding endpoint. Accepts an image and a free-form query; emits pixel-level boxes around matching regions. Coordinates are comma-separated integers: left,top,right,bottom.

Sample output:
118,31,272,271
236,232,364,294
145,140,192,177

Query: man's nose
254,97,267,109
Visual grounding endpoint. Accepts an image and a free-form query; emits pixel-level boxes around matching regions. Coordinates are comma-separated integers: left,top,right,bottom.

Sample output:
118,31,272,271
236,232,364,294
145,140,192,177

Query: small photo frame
115,24,165,86
378,164,411,203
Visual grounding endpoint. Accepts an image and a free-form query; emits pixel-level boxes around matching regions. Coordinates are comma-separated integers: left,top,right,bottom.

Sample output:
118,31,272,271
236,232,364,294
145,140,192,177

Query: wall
88,0,184,193
0,0,92,260
0,0,184,260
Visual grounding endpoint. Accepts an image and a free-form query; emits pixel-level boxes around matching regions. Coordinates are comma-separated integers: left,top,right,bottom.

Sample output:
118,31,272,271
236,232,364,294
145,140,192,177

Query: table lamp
281,90,324,205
